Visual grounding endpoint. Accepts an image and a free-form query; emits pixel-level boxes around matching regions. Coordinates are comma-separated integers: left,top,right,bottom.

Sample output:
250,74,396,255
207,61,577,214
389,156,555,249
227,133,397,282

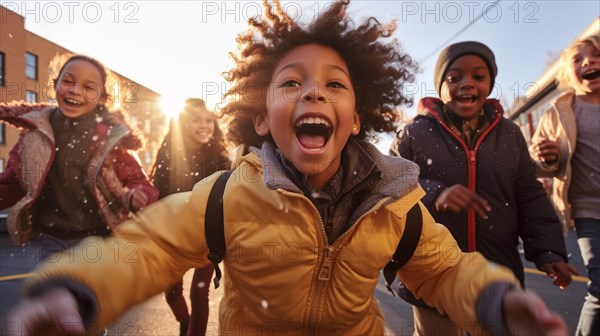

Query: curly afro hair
221,0,418,148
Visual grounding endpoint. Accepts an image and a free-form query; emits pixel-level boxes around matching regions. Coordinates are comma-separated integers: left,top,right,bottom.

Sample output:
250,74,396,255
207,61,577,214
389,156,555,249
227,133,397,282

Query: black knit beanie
434,41,498,97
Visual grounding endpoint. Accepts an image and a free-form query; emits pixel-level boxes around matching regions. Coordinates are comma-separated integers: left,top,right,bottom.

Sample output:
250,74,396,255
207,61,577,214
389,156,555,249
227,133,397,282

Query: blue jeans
575,218,600,336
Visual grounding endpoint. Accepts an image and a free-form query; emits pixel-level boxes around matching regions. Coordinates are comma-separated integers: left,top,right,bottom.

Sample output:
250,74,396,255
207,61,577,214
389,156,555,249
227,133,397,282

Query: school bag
203,170,429,307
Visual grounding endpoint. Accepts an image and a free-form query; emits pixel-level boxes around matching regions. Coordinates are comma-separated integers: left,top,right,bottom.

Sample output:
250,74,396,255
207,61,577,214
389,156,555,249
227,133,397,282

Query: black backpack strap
205,170,233,289
383,203,423,296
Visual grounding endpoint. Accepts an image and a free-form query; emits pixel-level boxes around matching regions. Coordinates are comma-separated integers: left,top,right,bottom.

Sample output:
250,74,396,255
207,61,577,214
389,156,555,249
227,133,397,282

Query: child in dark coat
390,41,578,335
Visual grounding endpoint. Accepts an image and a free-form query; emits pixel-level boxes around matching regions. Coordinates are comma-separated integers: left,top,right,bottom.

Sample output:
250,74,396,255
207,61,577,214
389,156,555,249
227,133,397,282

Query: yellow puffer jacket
28,150,517,335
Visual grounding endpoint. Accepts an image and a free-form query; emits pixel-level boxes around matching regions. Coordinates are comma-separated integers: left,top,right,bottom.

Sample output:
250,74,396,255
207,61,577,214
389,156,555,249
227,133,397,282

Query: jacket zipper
466,150,477,251
277,189,389,333
430,109,501,252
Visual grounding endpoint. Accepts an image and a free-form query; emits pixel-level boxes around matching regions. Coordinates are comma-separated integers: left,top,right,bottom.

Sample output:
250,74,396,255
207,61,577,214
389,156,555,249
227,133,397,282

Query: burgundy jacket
0,103,158,245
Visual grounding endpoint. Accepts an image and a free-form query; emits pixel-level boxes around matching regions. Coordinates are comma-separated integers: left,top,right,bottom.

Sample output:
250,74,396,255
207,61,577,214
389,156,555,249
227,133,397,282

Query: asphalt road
0,229,588,335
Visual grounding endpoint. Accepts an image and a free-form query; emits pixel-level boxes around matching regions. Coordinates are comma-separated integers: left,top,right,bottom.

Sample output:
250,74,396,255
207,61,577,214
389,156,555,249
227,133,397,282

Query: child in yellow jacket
5,1,567,335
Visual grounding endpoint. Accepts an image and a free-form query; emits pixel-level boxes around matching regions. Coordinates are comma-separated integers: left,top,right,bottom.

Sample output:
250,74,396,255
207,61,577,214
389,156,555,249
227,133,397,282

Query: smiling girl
151,98,229,336
0,54,158,254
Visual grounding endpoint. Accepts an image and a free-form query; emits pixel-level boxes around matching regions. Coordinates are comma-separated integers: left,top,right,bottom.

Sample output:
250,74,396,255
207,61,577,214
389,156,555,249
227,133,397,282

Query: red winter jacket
0,103,158,245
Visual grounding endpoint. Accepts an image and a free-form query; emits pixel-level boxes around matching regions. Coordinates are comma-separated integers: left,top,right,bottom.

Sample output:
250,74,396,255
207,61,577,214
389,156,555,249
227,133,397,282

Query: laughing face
440,55,492,120
565,42,600,96
54,59,106,118
183,108,216,147
255,43,360,190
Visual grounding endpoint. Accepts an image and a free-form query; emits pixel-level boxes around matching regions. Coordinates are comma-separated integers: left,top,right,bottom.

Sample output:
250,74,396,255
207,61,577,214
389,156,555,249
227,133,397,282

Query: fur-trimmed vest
0,103,158,245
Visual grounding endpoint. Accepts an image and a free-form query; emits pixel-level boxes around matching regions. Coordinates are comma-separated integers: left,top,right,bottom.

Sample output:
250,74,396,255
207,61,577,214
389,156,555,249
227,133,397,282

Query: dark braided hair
221,0,418,148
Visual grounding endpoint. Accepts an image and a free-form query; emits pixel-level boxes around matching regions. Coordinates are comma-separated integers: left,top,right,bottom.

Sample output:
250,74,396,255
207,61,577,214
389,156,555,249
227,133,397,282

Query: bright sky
2,0,598,149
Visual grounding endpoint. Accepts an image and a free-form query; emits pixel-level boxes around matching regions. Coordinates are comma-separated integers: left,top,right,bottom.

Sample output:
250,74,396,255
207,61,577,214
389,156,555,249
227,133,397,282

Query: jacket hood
0,102,145,150
237,138,420,201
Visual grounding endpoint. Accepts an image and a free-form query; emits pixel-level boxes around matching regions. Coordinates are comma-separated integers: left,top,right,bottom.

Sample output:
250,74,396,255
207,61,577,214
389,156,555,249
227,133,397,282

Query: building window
0,51,5,86
0,124,5,145
25,90,38,102
25,52,38,80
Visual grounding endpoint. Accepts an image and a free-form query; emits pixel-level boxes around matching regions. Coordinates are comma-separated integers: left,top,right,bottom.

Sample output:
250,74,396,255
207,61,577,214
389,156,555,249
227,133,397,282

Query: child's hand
538,261,580,289
503,288,568,336
533,139,560,164
129,189,149,212
434,185,491,220
4,287,85,336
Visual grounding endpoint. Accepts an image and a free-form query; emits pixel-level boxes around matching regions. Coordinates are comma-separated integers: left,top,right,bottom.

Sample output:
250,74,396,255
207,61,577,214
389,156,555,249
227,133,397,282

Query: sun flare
159,95,187,120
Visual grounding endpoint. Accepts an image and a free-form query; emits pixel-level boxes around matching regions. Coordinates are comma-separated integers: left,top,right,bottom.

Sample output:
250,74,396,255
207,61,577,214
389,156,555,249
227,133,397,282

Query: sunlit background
2,0,598,154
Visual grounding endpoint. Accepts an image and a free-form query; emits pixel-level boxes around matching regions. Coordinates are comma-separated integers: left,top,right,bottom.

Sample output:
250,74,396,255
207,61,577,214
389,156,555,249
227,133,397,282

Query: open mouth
456,94,478,104
63,98,84,107
295,116,333,150
582,69,600,80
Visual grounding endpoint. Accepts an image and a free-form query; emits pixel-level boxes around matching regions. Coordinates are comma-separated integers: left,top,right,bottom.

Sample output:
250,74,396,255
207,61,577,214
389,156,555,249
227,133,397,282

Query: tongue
298,134,326,149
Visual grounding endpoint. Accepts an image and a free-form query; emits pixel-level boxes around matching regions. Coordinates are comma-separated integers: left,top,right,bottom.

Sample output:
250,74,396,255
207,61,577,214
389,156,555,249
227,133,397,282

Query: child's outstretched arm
397,202,515,333
3,172,223,332
396,201,568,335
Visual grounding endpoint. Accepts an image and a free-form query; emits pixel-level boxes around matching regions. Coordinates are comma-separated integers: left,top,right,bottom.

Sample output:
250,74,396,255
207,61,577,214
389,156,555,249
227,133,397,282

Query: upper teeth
296,117,331,127
66,98,82,105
